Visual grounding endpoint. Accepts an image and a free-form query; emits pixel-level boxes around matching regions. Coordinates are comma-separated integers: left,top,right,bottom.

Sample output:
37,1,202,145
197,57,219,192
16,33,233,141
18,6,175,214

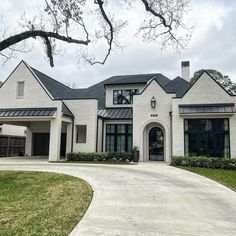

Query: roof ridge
109,72,162,77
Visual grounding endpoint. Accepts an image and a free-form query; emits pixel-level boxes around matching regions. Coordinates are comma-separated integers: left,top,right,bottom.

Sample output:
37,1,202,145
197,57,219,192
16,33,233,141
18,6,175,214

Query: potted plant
132,146,139,162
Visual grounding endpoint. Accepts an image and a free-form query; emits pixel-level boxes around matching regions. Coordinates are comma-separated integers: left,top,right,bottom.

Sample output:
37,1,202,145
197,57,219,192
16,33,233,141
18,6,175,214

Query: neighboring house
0,60,235,162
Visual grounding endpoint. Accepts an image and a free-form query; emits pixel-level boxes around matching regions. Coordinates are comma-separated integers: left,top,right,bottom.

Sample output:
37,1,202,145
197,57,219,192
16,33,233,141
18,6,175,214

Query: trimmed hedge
171,156,236,170
66,152,132,162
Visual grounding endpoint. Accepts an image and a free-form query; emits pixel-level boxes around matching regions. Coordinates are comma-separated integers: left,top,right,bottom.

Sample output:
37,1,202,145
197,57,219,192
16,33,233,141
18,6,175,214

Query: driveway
0,159,236,236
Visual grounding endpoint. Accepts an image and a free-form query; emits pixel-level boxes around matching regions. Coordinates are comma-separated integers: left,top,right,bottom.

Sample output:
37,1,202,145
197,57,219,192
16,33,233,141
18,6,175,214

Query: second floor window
113,89,139,104
17,81,24,97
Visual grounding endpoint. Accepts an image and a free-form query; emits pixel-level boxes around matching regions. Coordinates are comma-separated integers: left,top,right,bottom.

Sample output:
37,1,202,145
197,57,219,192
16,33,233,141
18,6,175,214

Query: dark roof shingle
30,66,191,109
164,76,191,97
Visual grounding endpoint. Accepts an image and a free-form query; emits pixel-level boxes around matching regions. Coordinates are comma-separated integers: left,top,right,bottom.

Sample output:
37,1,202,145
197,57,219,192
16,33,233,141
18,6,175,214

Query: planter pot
132,150,139,162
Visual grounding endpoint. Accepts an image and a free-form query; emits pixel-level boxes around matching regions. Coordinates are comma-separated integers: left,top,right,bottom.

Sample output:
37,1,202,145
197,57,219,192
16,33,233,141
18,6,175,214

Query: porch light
151,97,156,109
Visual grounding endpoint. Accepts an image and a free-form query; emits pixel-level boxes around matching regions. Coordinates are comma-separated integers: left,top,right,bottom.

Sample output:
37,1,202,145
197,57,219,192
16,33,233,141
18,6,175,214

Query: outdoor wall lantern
151,96,156,108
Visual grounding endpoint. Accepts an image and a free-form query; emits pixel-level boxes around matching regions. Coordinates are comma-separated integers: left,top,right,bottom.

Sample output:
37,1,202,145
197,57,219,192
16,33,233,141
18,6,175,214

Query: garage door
33,133,67,156
33,133,50,156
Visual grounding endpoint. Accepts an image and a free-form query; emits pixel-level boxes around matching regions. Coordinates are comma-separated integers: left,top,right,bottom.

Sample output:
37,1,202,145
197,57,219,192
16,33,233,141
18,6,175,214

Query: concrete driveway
0,159,236,236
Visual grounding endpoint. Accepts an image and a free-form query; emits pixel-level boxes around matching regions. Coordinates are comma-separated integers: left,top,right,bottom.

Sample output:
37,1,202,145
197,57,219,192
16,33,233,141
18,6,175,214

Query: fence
0,135,25,157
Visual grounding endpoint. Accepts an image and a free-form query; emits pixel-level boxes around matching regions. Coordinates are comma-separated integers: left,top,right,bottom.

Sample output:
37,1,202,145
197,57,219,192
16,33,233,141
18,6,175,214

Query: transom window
184,119,230,158
106,124,132,152
113,89,139,104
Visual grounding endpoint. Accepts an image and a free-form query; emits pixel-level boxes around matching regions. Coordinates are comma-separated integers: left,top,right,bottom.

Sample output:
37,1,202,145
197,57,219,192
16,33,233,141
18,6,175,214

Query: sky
0,0,236,88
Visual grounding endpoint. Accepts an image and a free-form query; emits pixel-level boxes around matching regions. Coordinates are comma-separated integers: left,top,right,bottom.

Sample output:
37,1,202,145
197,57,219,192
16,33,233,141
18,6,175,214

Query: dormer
104,73,170,108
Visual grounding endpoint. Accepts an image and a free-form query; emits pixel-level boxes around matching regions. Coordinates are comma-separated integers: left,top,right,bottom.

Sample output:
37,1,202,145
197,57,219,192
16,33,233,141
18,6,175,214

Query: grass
178,166,236,191
0,171,93,236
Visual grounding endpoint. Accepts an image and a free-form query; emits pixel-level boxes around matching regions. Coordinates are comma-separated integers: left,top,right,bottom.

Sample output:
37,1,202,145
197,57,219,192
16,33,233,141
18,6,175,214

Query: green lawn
0,171,93,236
179,167,236,191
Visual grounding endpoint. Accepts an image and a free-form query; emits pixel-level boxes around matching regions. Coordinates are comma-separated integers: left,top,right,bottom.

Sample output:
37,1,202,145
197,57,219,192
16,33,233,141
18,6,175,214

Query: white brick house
0,60,235,162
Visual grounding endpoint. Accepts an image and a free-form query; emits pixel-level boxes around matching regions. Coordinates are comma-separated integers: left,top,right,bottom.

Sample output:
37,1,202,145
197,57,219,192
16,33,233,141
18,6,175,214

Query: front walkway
0,159,236,236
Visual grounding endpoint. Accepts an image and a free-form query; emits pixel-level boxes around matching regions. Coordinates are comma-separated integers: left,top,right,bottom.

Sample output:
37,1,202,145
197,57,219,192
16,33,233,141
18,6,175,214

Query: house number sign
150,114,158,117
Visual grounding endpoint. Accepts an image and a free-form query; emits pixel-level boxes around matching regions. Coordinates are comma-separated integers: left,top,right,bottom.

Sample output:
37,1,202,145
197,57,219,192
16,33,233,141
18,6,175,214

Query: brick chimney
181,61,190,82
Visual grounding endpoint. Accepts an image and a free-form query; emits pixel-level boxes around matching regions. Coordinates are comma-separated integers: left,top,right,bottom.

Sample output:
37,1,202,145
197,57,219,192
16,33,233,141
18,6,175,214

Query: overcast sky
0,0,236,88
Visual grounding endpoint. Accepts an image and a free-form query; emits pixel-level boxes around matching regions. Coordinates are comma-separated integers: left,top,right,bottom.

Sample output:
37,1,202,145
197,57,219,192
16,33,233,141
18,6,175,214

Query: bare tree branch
0,0,191,67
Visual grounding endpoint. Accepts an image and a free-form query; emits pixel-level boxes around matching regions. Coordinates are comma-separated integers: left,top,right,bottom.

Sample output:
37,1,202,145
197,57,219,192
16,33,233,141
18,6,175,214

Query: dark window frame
184,118,230,158
105,124,132,152
113,89,139,105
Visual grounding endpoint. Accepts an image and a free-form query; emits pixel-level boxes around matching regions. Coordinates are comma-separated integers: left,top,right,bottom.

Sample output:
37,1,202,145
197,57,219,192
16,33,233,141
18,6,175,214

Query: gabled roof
30,67,74,99
104,73,171,87
1,60,200,110
164,76,191,97
180,71,234,98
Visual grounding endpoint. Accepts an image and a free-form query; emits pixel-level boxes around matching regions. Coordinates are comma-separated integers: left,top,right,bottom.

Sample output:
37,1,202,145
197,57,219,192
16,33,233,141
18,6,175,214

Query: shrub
66,152,132,162
171,156,236,170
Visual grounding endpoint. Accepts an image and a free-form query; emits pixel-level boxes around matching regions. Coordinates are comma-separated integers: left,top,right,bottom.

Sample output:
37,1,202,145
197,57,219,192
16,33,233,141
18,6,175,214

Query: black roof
0,107,57,117
103,73,170,87
179,103,236,114
31,67,73,99
164,76,191,97
98,108,132,119
30,65,191,109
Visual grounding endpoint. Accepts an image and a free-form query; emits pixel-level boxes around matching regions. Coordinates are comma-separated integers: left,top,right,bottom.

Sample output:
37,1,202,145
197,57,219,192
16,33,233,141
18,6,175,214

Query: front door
149,127,164,161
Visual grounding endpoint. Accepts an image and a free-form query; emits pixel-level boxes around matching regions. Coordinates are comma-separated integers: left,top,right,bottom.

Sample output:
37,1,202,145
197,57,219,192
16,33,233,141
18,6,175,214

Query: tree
0,0,191,67
191,69,236,95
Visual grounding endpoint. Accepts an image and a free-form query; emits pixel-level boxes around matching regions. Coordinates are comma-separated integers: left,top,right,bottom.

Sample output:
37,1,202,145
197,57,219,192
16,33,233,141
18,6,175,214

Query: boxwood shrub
171,156,236,170
66,152,132,162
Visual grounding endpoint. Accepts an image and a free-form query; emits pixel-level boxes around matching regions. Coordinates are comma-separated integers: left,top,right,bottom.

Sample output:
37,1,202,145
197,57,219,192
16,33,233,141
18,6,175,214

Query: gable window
113,89,139,104
76,125,87,143
184,119,230,158
106,124,132,152
17,81,24,97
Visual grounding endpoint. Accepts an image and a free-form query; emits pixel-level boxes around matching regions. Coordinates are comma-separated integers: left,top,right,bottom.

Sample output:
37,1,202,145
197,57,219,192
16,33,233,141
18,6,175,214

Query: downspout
71,117,74,153
96,116,99,152
101,119,104,152
169,111,173,158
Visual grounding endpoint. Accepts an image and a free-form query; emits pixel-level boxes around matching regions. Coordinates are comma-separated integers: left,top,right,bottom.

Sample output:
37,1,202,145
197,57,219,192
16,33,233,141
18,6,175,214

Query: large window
113,89,139,104
106,124,132,152
184,119,230,158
